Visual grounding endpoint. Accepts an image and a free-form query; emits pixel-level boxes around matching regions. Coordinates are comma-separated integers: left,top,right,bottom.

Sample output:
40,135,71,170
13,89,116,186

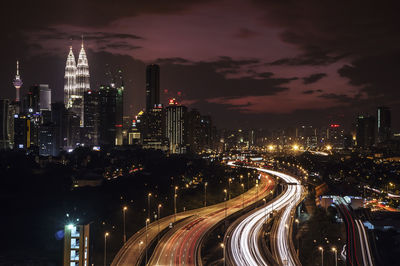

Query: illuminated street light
332,247,337,266
104,232,109,266
268,144,274,151
145,218,150,265
319,246,324,266
157,204,162,242
241,183,245,208
204,182,208,207
174,186,178,222
292,144,300,151
228,178,232,200
220,243,226,266
224,189,228,218
147,193,152,221
123,206,128,244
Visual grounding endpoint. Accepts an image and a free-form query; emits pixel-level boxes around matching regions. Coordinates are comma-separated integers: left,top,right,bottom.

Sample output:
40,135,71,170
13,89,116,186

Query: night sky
1,0,399,130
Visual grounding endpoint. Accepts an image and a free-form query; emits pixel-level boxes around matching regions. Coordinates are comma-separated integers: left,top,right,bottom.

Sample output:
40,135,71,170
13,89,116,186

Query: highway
227,167,303,266
335,196,374,266
148,172,274,265
112,164,274,266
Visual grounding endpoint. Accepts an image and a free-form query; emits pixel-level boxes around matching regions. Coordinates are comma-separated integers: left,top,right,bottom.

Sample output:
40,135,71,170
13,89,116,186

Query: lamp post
263,198,267,224
145,218,150,265
256,181,259,203
123,206,127,244
104,232,109,266
204,182,208,207
228,178,232,200
220,243,226,266
295,218,300,255
332,247,337,266
319,246,324,266
138,240,143,254
147,193,152,221
241,183,245,208
157,204,162,242
224,189,227,219
174,186,178,222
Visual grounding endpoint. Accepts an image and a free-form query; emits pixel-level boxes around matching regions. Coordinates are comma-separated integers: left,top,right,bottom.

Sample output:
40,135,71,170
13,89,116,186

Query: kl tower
13,60,23,102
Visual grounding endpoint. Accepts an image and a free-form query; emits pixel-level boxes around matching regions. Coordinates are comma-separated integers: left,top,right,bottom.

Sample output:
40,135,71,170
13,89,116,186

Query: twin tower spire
64,40,90,126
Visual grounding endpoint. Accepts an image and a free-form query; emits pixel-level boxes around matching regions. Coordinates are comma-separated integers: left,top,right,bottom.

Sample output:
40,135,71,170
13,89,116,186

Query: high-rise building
356,115,375,148
0,99,10,149
14,114,31,150
64,42,90,127
39,123,56,156
377,106,391,143
63,224,90,266
145,64,160,111
13,60,23,103
39,84,51,111
166,98,188,154
64,47,77,109
98,85,122,146
51,102,68,152
83,90,100,146
76,42,90,126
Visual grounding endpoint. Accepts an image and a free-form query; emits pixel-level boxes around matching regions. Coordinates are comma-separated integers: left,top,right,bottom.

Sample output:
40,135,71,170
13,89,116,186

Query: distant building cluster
0,45,217,156
216,106,395,153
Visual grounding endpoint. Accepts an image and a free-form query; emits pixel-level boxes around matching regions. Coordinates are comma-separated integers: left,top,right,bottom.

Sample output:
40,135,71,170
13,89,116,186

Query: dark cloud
338,53,400,100
159,57,296,100
1,1,216,32
303,73,327,84
103,43,142,50
155,58,192,65
302,89,322,95
269,48,346,66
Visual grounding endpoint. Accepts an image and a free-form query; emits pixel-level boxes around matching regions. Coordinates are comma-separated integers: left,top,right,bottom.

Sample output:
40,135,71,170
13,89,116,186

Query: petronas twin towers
64,42,90,127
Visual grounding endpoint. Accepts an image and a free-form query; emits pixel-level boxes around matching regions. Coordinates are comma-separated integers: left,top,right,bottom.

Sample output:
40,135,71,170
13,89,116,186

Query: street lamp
224,189,228,219
263,198,267,224
157,204,162,242
204,182,208,207
123,206,128,244
319,246,324,266
256,181,259,202
241,183,245,208
147,193,152,221
104,232,109,266
174,186,178,222
220,243,225,266
138,240,144,254
332,247,337,266
145,218,150,265
228,178,232,200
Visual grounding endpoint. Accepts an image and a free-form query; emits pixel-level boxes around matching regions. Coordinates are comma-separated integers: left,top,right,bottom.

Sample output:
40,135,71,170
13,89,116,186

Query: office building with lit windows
63,224,90,266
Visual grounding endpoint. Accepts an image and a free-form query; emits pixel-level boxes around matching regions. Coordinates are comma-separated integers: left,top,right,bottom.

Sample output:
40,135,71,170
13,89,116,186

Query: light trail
227,166,303,266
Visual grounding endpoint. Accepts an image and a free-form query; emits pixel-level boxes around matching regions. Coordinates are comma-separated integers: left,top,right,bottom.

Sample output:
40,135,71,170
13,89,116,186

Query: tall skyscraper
64,42,90,127
0,99,10,149
377,106,391,143
356,115,375,148
39,84,51,111
64,47,77,109
145,64,160,111
13,60,23,102
83,90,100,146
98,85,123,146
166,98,188,154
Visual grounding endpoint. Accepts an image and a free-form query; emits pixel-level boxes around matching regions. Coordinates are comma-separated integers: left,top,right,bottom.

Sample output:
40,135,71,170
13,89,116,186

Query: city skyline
1,0,399,130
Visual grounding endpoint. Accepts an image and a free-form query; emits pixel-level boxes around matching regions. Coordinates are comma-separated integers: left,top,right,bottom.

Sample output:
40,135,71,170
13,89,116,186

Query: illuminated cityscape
1,1,400,266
